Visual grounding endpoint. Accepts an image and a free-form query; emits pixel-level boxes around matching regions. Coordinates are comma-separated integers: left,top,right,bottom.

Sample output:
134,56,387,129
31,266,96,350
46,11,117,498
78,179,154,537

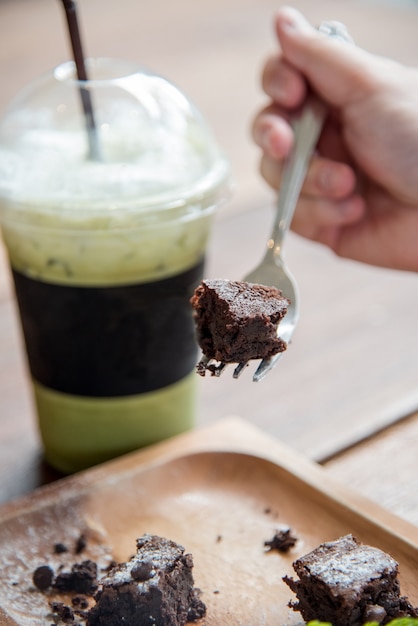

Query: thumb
275,7,381,107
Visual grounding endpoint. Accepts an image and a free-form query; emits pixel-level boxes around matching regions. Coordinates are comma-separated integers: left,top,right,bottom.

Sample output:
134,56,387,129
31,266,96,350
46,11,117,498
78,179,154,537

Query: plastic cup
0,58,229,473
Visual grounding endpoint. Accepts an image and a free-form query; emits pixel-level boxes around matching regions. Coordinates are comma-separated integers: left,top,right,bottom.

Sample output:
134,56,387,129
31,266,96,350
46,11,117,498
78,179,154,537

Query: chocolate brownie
190,279,289,366
283,534,418,626
86,534,205,626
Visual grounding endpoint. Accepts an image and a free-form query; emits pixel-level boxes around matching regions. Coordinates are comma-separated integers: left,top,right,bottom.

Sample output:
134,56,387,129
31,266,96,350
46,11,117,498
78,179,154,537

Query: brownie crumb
197,361,220,377
196,360,208,377
33,565,54,591
264,528,297,553
102,560,117,572
71,595,89,610
54,560,98,595
75,534,87,555
50,601,75,623
54,543,69,555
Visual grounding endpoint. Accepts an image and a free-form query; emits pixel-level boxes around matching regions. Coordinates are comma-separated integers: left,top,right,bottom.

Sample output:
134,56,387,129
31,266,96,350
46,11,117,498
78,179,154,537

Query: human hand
252,6,418,271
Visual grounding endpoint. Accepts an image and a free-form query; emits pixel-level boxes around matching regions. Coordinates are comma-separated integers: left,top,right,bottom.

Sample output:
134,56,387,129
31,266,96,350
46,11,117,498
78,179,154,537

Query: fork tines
232,362,249,378
196,356,250,379
197,352,284,382
196,355,226,377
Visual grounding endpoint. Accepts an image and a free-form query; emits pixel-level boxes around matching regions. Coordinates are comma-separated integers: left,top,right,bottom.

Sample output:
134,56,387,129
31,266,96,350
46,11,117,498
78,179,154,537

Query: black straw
60,0,101,160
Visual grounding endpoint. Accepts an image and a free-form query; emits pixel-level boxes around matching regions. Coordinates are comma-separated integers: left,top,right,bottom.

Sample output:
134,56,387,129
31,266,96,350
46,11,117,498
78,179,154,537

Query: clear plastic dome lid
0,58,230,214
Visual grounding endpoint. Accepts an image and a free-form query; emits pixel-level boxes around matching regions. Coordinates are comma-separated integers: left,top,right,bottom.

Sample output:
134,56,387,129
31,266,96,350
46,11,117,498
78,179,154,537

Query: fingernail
319,163,356,197
278,7,312,34
260,125,273,152
318,166,338,193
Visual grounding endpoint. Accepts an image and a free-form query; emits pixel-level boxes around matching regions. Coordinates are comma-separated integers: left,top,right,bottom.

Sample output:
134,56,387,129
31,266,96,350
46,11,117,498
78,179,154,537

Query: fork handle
268,95,326,256
267,20,354,260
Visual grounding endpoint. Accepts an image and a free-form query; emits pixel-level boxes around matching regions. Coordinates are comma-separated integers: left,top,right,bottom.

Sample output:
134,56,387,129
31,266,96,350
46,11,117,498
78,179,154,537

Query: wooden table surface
0,0,417,534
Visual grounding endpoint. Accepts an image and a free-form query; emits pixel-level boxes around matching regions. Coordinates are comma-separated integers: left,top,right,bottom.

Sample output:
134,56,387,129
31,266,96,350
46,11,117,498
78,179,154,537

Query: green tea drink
0,59,229,473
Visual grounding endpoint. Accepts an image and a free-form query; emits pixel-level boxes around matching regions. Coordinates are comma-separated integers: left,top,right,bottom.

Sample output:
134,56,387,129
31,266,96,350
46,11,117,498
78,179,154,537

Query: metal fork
199,21,353,381
244,94,327,381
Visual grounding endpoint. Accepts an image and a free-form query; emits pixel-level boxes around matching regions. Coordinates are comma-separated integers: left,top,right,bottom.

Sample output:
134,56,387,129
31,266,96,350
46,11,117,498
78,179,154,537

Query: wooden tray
0,417,417,625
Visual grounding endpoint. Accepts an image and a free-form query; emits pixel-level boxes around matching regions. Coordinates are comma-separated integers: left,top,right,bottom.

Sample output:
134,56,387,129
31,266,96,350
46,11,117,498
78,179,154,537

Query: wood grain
0,418,417,625
1,0,418,510
325,411,418,526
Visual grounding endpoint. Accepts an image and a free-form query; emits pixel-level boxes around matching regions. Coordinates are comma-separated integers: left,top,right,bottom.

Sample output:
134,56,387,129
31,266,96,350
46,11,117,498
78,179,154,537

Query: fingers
274,6,381,107
252,55,308,160
254,116,363,245
252,104,294,159
259,150,365,243
290,193,365,243
259,153,357,199
261,56,307,109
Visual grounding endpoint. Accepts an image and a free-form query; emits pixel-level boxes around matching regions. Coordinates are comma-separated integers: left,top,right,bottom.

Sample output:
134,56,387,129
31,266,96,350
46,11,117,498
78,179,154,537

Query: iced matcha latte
0,59,229,473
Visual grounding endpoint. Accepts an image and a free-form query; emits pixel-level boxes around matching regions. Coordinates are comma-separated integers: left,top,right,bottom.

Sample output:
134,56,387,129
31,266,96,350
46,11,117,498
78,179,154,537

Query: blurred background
3,0,418,223
1,0,418,498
